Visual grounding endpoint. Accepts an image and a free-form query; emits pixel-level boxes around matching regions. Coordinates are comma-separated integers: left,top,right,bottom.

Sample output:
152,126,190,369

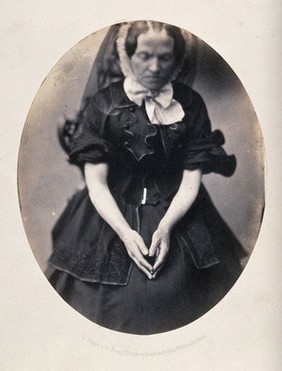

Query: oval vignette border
17,22,265,326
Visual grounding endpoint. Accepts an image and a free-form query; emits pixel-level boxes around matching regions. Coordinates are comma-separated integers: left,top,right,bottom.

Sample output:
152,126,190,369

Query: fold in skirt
47,201,241,335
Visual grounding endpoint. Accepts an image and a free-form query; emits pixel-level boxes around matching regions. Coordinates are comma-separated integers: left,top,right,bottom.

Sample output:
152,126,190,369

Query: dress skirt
48,200,241,335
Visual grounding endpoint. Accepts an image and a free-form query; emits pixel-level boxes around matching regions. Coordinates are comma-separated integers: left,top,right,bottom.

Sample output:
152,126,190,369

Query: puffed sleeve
67,99,114,165
182,94,236,177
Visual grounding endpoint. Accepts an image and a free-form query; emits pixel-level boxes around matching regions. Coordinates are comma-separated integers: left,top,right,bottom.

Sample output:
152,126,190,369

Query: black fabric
67,82,236,176
49,82,241,284
48,82,245,333
48,202,241,335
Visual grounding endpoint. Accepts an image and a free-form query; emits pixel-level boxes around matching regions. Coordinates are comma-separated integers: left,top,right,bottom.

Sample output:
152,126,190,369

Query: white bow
124,77,185,125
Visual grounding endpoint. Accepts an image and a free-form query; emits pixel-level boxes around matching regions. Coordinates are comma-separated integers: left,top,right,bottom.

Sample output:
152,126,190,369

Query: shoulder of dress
86,84,118,114
85,81,134,116
172,82,205,109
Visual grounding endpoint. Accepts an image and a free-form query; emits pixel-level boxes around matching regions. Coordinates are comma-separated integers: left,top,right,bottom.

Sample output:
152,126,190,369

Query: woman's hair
125,21,186,64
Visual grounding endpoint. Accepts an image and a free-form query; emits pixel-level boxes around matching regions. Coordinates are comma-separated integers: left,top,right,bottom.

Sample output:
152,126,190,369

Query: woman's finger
136,238,149,256
127,242,153,272
131,257,153,279
152,259,166,279
149,236,159,257
152,262,164,279
134,249,153,271
125,231,149,256
153,242,169,272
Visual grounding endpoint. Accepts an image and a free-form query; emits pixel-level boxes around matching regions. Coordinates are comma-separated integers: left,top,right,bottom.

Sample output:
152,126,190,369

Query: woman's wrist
116,224,134,241
157,221,172,234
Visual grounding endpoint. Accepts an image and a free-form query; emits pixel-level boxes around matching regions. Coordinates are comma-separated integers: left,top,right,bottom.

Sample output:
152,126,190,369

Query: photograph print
18,20,264,335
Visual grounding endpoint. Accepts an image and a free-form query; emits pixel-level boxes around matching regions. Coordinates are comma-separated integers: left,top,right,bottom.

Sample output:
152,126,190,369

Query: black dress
48,81,245,335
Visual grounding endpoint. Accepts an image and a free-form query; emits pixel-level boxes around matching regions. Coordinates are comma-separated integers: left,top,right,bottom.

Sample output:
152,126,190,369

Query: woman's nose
148,57,160,73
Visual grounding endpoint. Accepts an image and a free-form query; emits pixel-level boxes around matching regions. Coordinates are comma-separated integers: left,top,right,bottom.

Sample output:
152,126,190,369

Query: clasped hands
121,227,170,279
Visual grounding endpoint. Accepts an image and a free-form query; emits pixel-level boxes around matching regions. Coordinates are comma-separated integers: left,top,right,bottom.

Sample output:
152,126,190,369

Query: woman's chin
140,78,166,91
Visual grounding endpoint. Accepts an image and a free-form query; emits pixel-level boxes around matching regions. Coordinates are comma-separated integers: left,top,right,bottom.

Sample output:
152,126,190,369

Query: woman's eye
160,54,174,62
138,52,150,60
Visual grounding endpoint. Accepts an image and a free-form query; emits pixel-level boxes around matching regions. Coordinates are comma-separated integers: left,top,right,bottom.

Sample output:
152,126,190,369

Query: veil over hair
58,21,202,156
83,21,201,96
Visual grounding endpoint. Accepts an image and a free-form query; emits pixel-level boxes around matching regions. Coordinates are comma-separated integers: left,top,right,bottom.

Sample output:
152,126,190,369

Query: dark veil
58,22,202,156
82,22,201,97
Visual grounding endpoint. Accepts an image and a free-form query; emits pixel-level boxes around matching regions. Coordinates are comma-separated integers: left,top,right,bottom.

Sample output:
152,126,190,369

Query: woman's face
130,30,176,91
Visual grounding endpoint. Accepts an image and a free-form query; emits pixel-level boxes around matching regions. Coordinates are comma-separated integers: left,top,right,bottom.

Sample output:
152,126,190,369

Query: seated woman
48,20,245,335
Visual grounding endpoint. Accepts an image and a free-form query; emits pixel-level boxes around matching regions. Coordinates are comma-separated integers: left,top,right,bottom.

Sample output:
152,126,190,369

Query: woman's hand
121,229,154,279
149,227,170,279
